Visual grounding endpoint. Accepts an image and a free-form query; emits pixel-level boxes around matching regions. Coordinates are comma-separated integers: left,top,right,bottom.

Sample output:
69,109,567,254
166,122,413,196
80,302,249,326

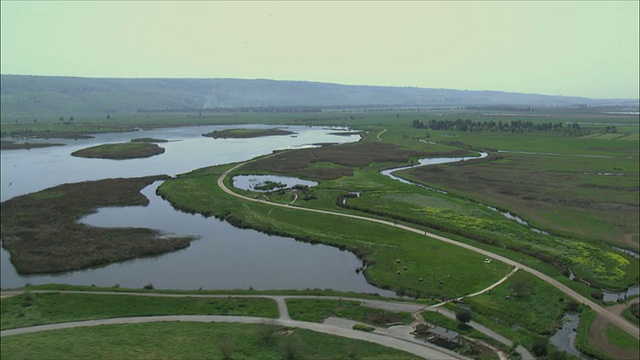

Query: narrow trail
217,159,640,339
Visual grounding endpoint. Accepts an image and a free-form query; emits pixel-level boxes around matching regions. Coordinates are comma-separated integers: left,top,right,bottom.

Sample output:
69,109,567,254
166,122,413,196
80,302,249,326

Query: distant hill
1,75,636,117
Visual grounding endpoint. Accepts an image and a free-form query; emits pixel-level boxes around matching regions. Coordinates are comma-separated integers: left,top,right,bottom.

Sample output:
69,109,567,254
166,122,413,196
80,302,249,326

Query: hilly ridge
1,75,635,117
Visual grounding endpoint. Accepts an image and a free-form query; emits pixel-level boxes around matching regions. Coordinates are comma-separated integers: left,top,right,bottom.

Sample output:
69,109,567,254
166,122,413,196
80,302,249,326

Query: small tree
531,337,548,357
455,308,472,324
510,276,532,298
106,114,111,120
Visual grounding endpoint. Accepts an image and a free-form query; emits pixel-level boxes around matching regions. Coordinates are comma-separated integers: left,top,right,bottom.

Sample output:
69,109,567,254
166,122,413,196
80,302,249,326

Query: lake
0,125,393,295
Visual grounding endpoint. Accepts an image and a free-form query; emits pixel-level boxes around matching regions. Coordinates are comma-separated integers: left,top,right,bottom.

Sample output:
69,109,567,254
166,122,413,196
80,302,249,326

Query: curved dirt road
217,160,640,339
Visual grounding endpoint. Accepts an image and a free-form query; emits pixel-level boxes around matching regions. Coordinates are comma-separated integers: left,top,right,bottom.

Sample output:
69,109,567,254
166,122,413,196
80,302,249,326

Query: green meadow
1,292,278,330
0,322,422,360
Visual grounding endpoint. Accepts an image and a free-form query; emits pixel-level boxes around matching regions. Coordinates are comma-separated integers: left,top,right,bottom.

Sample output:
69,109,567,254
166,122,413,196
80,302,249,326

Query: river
0,125,391,295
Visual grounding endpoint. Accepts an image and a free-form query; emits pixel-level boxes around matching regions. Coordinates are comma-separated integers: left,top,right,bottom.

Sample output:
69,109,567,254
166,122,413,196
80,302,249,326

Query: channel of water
380,152,548,230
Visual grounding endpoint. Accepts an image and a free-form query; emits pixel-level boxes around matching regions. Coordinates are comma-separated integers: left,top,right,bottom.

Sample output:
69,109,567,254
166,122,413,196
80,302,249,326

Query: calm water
233,175,318,192
0,125,393,295
549,313,586,359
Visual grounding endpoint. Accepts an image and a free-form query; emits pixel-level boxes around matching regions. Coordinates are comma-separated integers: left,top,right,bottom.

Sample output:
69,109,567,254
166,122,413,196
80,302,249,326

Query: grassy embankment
0,176,195,274
71,140,166,160
286,298,413,326
1,292,278,330
0,322,422,360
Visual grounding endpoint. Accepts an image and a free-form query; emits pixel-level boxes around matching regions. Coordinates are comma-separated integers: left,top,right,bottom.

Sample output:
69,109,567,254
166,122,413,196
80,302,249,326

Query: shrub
455,308,472,324
590,290,603,300
352,323,375,332
531,337,549,357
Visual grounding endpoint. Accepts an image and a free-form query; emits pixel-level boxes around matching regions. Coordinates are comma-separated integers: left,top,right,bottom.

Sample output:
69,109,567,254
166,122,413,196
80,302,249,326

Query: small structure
428,326,460,344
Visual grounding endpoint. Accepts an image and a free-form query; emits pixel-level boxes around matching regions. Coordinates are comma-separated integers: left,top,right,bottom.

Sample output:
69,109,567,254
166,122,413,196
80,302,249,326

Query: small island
203,128,295,139
71,140,166,160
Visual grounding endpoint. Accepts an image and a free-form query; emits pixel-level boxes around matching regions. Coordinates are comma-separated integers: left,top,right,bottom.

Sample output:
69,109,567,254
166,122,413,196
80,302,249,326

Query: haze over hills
1,75,637,118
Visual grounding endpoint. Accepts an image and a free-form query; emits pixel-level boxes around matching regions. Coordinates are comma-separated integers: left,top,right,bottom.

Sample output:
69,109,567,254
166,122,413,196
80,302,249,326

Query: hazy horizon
2,2,638,99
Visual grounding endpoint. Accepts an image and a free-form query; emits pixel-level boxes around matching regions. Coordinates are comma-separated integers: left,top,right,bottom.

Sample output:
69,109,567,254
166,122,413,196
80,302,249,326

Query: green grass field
0,322,422,360
1,292,278,330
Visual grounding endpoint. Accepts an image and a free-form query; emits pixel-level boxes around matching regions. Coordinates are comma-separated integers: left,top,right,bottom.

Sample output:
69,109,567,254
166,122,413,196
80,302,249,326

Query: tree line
411,118,590,136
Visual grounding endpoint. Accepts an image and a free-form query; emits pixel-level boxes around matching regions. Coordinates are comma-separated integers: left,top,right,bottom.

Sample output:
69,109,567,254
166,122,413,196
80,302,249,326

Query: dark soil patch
0,141,65,150
0,176,195,274
71,142,165,160
203,128,294,139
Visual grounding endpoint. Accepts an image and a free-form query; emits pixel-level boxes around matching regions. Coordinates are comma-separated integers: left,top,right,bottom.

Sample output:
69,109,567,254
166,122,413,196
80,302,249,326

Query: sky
1,1,638,99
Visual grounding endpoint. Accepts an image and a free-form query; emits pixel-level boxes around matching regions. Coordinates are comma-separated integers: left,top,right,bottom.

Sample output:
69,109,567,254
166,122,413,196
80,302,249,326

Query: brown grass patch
243,142,435,180
1,176,194,274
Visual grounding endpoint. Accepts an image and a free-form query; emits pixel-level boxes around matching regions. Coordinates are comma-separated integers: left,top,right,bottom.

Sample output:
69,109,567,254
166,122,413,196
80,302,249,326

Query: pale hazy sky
1,1,638,99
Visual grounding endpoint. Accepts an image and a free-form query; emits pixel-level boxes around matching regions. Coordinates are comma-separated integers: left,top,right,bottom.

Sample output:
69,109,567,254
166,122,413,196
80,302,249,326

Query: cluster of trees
411,118,589,136
136,106,321,113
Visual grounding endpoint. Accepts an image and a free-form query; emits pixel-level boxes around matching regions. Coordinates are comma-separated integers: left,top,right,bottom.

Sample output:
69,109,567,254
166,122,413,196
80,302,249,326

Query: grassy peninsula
203,128,295,138
0,175,195,274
